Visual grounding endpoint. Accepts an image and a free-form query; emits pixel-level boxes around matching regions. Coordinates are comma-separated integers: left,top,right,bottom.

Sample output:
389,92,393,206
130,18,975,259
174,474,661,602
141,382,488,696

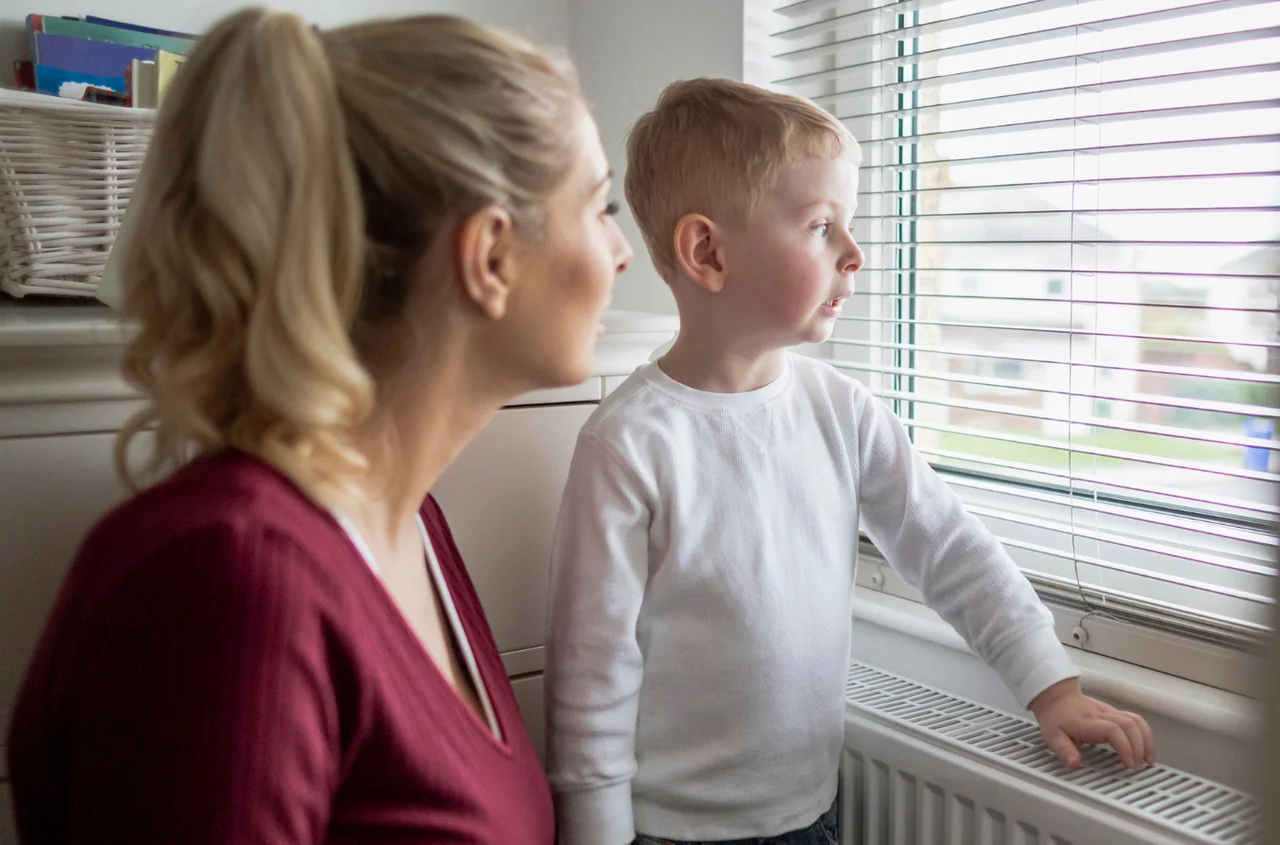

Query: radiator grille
846,662,1260,845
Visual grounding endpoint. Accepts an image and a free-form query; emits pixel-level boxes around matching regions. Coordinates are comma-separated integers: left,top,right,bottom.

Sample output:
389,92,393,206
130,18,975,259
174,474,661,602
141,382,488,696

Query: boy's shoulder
579,362,668,445
788,352,876,407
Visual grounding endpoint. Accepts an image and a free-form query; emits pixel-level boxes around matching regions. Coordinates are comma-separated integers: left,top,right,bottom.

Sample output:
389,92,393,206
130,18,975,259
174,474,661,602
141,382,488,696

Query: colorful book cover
40,17,196,57
33,64,124,99
34,32,156,78
85,16,197,40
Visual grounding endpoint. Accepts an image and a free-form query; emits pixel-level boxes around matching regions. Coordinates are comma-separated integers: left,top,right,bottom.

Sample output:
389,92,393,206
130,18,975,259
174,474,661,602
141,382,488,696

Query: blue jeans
635,798,839,845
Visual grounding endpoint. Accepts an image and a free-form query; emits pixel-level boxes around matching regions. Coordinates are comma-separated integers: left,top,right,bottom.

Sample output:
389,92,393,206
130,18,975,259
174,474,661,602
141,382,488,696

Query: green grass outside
934,429,1245,472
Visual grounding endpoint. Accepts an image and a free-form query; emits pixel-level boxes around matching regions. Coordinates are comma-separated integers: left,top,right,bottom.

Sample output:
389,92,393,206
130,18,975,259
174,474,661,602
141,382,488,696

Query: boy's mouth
821,294,849,316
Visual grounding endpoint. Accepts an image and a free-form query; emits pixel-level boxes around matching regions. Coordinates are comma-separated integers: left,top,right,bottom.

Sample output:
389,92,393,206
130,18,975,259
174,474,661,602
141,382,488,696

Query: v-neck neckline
331,509,509,752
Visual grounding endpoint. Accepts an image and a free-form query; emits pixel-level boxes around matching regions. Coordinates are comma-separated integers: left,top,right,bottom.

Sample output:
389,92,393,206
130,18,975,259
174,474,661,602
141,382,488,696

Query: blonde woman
6,8,630,844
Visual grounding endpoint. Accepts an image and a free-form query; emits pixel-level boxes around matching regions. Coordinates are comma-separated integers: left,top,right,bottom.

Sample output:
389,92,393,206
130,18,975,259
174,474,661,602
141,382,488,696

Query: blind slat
846,291,1280,315
855,170,1280,199
773,0,1082,41
943,472,1279,548
777,26,1276,90
992,534,1272,604
831,359,1280,420
856,207,1280,221
861,134,1280,174
920,447,1280,519
894,417,1280,484
822,62,1279,123
843,97,1280,148
964,503,1276,578
828,338,1280,385
874,388,1280,453
812,59,1279,112
836,316,1280,351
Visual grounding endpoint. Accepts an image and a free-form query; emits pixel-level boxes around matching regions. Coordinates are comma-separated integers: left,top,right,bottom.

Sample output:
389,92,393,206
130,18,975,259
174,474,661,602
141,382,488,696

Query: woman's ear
455,205,516,320
672,213,727,294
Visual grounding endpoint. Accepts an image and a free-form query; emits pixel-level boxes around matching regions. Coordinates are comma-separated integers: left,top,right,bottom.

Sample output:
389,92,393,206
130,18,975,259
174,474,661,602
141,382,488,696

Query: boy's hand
1029,678,1155,770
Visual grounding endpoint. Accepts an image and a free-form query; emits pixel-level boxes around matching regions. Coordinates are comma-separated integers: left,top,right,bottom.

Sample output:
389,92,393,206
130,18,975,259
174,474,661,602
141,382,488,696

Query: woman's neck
345,328,510,551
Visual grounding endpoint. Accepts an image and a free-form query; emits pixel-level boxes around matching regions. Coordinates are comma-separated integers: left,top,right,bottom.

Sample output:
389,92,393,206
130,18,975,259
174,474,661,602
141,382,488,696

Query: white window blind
751,0,1280,652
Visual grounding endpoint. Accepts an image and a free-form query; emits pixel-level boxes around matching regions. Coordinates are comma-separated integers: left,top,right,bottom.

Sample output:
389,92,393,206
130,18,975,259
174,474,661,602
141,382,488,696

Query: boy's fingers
1117,715,1146,768
1098,720,1137,769
1122,711,1157,764
1045,730,1081,769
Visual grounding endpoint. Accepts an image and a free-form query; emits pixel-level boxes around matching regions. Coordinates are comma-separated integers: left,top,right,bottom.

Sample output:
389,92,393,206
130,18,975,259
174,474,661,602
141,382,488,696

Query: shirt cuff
987,623,1081,709
554,780,635,845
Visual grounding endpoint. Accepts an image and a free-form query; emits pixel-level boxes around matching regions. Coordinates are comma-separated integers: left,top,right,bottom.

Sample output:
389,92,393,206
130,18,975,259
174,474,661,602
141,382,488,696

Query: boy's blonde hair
625,78,861,282
116,8,583,506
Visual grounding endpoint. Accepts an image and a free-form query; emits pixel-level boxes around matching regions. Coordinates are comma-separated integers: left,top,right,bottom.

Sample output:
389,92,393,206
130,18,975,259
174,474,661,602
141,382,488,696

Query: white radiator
840,662,1260,845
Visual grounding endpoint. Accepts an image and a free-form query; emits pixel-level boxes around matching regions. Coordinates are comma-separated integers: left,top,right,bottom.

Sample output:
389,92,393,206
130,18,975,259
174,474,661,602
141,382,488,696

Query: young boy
544,78,1154,845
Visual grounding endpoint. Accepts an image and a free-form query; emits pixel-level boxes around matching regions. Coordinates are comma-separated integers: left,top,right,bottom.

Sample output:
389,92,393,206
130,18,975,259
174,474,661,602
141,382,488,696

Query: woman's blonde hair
115,8,583,505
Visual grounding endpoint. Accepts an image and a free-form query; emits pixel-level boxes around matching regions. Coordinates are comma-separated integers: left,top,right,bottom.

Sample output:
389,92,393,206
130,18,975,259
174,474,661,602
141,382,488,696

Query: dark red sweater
7,452,554,844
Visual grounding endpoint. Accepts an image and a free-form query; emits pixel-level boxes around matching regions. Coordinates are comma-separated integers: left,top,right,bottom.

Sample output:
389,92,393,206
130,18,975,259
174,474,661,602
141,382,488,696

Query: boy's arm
545,434,651,845
852,387,1154,768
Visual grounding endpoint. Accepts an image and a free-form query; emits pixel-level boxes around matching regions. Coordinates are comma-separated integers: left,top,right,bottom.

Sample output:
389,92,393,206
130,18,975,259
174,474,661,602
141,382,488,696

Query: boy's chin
797,320,837,346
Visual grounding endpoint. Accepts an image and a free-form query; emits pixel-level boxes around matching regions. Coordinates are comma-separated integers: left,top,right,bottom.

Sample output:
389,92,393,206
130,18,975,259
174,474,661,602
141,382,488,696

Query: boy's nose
841,242,864,275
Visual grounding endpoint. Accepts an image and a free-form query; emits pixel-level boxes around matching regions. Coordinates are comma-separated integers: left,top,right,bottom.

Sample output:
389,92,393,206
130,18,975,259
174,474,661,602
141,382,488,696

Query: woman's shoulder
80,451,351,598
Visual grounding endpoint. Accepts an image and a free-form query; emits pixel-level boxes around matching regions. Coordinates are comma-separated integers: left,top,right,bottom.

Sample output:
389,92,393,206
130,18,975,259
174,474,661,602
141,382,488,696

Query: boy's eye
603,201,621,217
813,222,831,236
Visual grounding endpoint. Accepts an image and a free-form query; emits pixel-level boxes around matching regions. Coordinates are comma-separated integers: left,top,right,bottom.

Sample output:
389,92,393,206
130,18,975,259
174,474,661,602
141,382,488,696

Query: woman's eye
603,201,620,217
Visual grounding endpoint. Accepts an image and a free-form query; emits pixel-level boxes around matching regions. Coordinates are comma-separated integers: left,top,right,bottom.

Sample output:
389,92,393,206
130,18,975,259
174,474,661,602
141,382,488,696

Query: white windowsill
853,590,1264,742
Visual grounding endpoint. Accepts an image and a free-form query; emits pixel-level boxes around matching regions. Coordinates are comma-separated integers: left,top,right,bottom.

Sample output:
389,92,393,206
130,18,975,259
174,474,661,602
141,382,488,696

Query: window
748,0,1279,691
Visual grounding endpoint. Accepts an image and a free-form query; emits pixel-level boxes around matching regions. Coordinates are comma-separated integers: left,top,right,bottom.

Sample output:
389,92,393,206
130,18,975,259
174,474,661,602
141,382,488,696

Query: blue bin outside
1244,417,1274,472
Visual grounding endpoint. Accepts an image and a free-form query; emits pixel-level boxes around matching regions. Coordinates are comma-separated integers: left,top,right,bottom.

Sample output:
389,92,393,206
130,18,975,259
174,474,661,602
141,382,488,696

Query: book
85,15,197,40
26,14,44,65
33,64,124,98
82,85,128,106
34,32,156,79
12,60,35,92
156,50,186,104
128,58,158,109
39,16,196,57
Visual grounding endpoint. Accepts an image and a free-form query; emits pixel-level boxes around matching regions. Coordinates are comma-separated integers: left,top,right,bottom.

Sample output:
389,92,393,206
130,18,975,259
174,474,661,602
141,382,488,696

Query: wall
568,0,743,316
0,0,569,79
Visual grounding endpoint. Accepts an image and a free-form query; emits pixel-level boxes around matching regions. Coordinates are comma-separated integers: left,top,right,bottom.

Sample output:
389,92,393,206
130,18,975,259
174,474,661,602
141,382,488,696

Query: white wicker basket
0,88,155,298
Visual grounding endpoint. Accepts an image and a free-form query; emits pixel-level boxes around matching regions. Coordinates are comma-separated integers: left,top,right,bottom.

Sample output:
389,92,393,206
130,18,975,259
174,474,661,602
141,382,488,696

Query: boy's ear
672,213,726,294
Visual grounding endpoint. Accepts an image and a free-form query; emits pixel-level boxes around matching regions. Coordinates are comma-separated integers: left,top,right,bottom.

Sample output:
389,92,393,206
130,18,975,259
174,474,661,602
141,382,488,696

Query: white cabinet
434,404,594,766
434,403,592,657
0,433,133,733
509,673,546,763
0,432,136,845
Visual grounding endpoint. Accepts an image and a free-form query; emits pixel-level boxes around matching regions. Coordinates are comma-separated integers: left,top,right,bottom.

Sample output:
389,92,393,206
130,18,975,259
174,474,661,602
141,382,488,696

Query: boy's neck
658,331,788,394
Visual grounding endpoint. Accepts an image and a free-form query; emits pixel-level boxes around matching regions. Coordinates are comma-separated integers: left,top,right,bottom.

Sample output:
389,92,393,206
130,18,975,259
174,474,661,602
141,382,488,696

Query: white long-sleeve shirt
544,354,1079,844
